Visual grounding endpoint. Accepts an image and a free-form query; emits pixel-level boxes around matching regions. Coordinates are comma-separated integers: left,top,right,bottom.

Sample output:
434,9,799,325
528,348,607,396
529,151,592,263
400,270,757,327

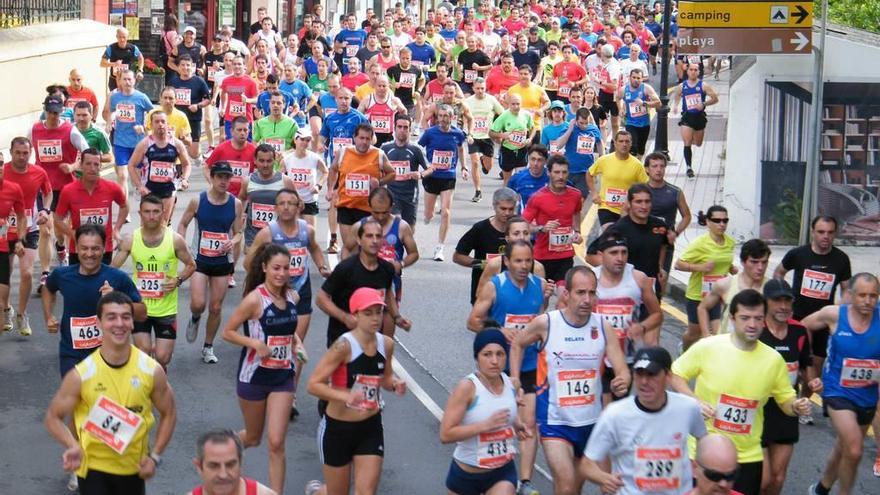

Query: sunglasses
698,462,739,483
708,218,730,224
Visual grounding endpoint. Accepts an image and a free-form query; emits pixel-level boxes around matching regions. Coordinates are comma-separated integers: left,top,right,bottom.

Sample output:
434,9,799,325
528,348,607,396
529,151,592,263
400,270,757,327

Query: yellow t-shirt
355,82,375,102
587,153,649,214
146,107,192,142
677,232,736,301
506,82,547,130
672,334,796,463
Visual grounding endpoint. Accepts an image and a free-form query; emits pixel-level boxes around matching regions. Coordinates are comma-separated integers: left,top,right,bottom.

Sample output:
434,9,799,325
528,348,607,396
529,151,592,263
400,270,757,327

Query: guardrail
0,0,81,29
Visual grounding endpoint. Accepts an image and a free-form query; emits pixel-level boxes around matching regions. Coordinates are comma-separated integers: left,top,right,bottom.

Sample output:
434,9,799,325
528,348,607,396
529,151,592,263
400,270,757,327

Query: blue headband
473,328,509,358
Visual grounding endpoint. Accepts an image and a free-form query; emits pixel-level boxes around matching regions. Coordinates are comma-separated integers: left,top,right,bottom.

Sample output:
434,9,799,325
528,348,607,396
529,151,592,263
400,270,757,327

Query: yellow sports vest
131,227,179,317
73,346,157,477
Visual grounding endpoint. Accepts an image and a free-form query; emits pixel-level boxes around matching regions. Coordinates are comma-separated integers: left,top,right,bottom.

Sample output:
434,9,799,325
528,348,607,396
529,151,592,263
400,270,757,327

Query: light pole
654,0,674,157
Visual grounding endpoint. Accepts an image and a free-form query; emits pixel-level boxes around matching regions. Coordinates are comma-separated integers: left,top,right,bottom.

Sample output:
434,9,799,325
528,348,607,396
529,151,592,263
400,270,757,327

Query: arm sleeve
253,121,264,142
13,188,24,214
118,274,143,303
40,171,53,195
46,268,61,293
522,196,538,222
677,237,705,263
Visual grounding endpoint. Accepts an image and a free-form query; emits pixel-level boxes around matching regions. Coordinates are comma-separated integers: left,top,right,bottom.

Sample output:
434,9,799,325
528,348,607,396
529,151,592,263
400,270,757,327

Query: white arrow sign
790,31,809,51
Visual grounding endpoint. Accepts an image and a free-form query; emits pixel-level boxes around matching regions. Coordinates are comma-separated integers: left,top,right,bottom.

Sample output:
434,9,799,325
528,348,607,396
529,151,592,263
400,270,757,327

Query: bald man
100,27,145,90
358,75,406,147
65,69,99,121
691,434,744,495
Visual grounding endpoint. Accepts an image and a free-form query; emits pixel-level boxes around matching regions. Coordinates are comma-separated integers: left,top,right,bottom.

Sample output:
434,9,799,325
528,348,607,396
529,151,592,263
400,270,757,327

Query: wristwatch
148,452,162,467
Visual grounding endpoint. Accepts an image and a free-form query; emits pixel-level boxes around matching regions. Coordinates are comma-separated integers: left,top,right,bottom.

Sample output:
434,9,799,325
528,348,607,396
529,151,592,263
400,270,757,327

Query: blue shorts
236,375,295,401
224,120,253,141
539,423,594,458
59,355,83,378
113,145,135,168
445,459,517,495
296,277,313,315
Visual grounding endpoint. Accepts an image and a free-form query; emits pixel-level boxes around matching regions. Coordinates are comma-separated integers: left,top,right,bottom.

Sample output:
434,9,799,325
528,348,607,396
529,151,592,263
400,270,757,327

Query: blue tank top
193,191,236,265
144,139,179,195
237,285,298,385
321,109,367,163
490,272,544,372
269,219,311,291
681,80,705,114
823,306,880,407
623,83,650,127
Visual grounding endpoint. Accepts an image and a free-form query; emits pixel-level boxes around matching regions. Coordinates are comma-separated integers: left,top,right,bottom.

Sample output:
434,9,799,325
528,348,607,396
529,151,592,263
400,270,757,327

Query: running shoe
228,275,236,288
799,413,814,425
686,167,695,178
17,314,32,337
873,456,880,477
517,480,539,495
3,306,14,333
67,473,78,492
807,483,819,495
471,190,483,203
185,317,200,343
481,163,491,175
305,480,323,495
432,244,445,262
201,346,219,364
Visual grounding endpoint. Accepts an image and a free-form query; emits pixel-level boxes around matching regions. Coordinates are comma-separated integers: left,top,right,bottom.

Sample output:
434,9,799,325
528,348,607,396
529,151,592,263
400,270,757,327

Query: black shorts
538,257,574,283
302,201,319,216
626,124,651,156
189,119,201,142
319,413,384,467
336,206,371,226
422,176,456,195
133,315,178,340
374,132,393,147
679,111,708,131
811,328,830,358
733,461,762,495
0,252,10,285
390,192,417,227
146,184,176,199
598,91,619,117
649,45,659,57
468,137,494,156
597,209,621,226
686,298,722,324
296,277,313,315
10,230,39,251
77,469,145,495
601,364,633,401
196,261,234,277
499,146,527,172
823,396,877,426
69,252,114,266
761,399,799,446
308,106,322,119
521,369,537,394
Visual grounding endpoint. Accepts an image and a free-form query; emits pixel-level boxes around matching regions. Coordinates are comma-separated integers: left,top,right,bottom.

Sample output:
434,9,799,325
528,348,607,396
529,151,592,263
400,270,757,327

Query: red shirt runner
0,180,25,253
66,86,99,112
220,75,259,122
2,163,51,241
54,178,126,253
485,66,520,97
205,140,257,196
522,185,583,261
30,121,79,191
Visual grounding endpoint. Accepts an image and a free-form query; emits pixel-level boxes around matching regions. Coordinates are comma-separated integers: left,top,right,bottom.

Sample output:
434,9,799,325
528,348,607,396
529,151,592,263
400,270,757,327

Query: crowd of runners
2,1,878,495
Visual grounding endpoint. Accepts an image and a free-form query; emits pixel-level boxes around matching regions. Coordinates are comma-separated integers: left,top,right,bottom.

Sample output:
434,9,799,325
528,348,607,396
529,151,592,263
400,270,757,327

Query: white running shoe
17,314,31,337
67,472,78,492
305,480,323,495
185,317,200,343
201,346,219,364
432,244,444,262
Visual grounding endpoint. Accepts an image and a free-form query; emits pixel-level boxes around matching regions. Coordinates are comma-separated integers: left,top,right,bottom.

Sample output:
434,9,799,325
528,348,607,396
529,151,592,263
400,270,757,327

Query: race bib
227,160,250,178
113,63,129,75
229,101,247,116
634,447,682,492
557,369,597,407
477,427,517,468
687,55,701,65
287,168,312,188
713,394,757,434
136,271,165,299
549,140,564,155
684,93,702,111
628,101,647,117
332,137,353,154
464,69,478,83
432,150,453,170
79,207,109,226
250,203,275,229
345,44,359,58
347,374,381,411
198,231,229,257
800,269,835,300
288,247,308,277
548,227,574,252
261,335,293,369
265,138,285,153
70,315,102,350
576,134,596,155
391,161,411,181
504,314,535,332
558,84,572,98
700,274,724,298
378,242,398,262
6,208,30,236
399,72,416,88
37,139,62,163
370,114,392,133
83,395,143,454
116,103,136,123
596,303,634,331
148,161,174,183
174,88,192,106
473,116,489,134
840,358,880,388
604,187,626,208
207,65,217,81
787,361,799,386
345,173,370,197
508,131,527,148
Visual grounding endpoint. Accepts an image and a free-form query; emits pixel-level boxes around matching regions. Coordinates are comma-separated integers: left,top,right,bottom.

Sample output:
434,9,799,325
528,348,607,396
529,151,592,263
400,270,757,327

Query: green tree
827,0,880,34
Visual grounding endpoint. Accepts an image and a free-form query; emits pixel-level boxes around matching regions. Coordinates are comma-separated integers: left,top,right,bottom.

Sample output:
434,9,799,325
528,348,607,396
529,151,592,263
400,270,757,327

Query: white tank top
537,310,606,427
282,150,321,203
593,264,643,364
452,373,519,469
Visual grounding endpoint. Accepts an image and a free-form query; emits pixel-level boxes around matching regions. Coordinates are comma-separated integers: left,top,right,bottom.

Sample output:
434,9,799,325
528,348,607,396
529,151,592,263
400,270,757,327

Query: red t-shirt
502,19,528,35
485,66,520,97
342,72,370,92
553,62,588,88
3,163,51,240
425,79,448,103
66,86,99,113
221,75,259,122
205,140,256,196
54,179,126,253
522,185,583,260
0,180,25,252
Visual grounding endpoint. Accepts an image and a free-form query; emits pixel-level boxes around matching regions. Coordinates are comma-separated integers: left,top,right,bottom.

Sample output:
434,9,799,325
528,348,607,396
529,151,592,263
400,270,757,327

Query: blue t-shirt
617,44,649,61
319,109,368,163
564,124,603,174
565,104,578,122
46,264,143,360
335,29,367,58
280,79,313,109
256,89,296,117
508,168,549,210
646,20,663,38
540,122,568,149
439,29,458,42
417,125,467,180
406,42,436,68
303,56,335,77
109,90,154,148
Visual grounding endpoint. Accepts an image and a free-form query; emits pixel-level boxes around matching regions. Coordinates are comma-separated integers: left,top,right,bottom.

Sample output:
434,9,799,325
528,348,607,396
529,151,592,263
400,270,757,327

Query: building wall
0,20,117,151
724,33,880,241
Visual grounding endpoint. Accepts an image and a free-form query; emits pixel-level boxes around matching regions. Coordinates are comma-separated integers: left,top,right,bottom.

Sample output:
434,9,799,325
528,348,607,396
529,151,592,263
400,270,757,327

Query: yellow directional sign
678,1,813,28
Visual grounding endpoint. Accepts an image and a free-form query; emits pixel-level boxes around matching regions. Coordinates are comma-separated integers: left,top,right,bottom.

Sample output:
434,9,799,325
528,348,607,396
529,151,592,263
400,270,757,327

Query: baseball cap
632,346,673,374
44,95,64,113
184,26,197,35
763,279,794,300
549,100,566,110
349,287,386,313
209,161,234,176
213,33,224,41
296,127,312,140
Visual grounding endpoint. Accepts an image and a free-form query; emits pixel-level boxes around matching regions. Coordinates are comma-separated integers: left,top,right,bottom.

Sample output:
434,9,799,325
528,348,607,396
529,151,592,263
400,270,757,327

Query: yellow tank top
131,227,179,317
73,346,157,477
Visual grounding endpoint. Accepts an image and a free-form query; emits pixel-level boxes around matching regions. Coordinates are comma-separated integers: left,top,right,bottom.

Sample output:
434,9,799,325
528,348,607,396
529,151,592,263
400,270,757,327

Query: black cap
44,95,64,113
209,161,234,176
763,279,794,300
632,346,672,374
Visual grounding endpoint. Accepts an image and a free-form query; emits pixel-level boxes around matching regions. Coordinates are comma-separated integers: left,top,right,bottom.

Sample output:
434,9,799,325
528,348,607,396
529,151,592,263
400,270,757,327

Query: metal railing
0,0,82,29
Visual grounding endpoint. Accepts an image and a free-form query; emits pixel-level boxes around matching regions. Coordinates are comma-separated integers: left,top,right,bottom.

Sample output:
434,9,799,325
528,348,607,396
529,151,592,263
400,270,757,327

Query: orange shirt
337,147,380,212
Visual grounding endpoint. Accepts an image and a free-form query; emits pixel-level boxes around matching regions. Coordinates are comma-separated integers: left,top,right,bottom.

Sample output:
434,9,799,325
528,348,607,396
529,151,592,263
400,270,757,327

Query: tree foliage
827,0,880,34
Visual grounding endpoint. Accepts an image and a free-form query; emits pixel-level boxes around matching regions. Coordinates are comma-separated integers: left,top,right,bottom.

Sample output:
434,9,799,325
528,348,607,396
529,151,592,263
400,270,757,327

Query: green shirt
490,110,533,151
252,116,298,162
80,126,110,153
678,232,736,301
308,74,329,93
450,45,466,80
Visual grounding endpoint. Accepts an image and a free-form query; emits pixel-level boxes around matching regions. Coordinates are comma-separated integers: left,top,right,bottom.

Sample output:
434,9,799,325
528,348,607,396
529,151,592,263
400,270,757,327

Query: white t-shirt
620,59,650,80
584,392,707,495
282,150,322,203
479,32,502,58
390,33,413,54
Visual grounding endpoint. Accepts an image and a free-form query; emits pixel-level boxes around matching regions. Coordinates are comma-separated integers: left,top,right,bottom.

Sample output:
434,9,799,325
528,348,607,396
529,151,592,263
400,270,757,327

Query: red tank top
364,95,395,134
378,54,397,70
192,477,258,495
31,121,78,190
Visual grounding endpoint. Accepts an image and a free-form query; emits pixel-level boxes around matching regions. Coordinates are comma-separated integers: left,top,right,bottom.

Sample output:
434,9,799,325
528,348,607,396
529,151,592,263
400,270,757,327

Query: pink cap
349,287,386,313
